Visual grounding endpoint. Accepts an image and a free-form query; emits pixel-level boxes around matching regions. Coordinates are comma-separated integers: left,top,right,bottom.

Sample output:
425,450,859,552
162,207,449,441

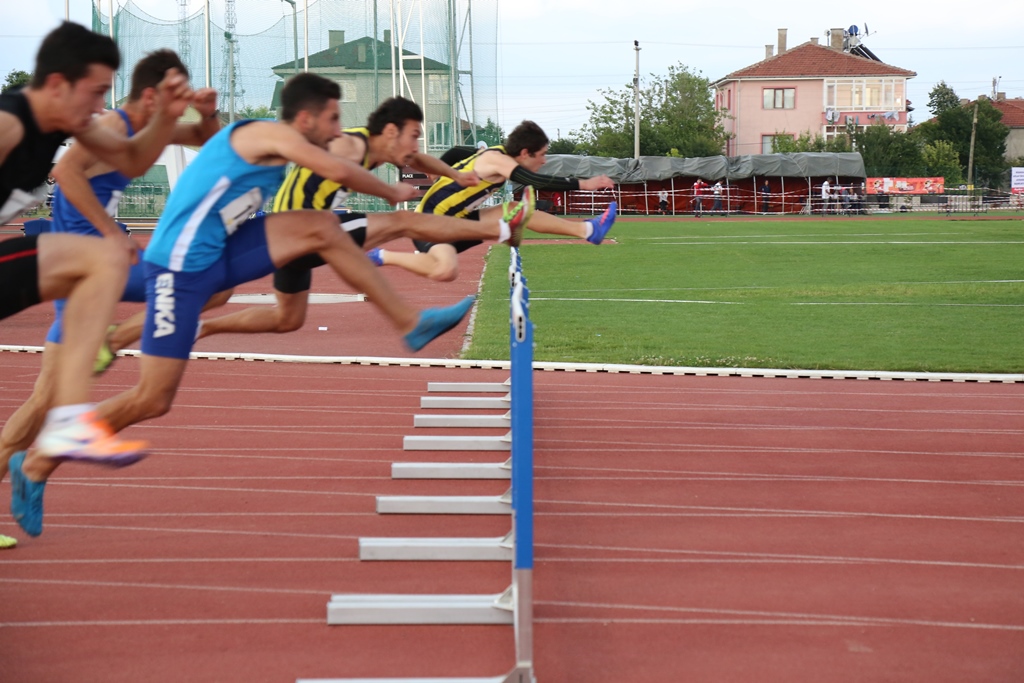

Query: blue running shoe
404,295,475,351
9,451,45,537
367,248,385,266
586,201,618,245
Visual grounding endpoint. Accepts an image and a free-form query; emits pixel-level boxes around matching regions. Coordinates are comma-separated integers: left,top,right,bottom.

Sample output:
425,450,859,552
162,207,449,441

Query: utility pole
633,40,641,160
225,32,236,123
967,101,979,190
281,0,298,76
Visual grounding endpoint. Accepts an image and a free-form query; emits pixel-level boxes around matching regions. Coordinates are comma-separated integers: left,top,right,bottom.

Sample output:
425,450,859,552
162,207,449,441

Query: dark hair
30,22,120,89
366,96,423,135
440,146,476,167
504,120,548,158
280,73,340,122
128,50,187,101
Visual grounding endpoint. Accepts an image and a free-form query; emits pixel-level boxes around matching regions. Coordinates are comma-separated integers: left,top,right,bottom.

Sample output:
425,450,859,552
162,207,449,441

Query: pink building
713,28,916,156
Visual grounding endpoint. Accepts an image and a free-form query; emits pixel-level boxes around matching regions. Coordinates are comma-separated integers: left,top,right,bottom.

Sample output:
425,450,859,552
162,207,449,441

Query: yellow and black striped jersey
415,145,506,217
271,127,375,212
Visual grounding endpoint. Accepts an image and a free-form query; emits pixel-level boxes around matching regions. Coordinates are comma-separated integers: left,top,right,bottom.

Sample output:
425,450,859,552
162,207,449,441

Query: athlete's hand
388,183,421,205
191,88,219,119
580,175,614,191
453,170,480,187
107,230,140,265
155,68,194,120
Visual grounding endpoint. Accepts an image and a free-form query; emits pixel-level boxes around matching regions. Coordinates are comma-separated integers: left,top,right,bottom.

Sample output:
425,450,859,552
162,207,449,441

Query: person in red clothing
692,178,708,217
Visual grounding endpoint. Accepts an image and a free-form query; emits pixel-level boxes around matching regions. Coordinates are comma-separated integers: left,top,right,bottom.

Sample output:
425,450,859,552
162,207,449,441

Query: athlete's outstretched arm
73,69,193,177
249,123,419,205
170,88,221,147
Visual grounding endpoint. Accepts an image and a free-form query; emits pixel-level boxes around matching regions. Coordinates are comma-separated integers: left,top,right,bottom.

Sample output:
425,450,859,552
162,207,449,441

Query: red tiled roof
990,98,1024,128
719,41,915,81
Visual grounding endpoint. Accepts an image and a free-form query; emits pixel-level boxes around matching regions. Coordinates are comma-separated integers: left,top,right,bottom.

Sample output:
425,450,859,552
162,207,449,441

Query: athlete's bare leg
0,342,60,481
378,243,460,282
197,290,309,338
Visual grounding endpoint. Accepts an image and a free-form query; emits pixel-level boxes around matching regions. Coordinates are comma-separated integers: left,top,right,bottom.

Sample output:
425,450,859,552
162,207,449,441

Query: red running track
1,239,1024,681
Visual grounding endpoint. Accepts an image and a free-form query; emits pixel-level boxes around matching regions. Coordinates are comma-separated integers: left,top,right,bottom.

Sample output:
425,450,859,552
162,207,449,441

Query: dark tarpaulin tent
531,152,867,215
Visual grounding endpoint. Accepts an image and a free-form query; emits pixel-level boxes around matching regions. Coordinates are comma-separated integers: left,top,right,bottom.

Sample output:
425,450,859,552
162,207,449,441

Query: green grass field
465,215,1024,373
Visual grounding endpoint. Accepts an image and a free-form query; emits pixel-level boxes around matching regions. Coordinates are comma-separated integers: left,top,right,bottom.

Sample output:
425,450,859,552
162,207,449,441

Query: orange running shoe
36,411,148,467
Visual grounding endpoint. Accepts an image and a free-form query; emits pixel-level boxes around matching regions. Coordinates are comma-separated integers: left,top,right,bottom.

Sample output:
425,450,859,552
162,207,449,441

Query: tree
927,81,960,117
2,69,30,94
915,97,1008,188
772,131,851,153
468,118,503,147
547,137,579,154
236,104,274,120
921,140,963,185
575,63,728,158
855,122,926,177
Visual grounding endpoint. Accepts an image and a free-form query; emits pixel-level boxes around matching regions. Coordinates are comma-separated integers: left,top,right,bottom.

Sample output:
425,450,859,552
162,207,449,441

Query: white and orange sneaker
36,411,148,467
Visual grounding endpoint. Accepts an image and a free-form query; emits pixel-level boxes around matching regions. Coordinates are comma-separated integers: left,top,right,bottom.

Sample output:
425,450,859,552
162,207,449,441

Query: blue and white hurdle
299,248,536,683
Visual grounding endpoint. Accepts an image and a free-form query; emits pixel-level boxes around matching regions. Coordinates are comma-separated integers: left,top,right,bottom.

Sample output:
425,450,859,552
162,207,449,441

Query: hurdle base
391,460,510,480
359,532,513,561
413,413,511,428
377,494,511,515
403,434,511,451
326,591,513,625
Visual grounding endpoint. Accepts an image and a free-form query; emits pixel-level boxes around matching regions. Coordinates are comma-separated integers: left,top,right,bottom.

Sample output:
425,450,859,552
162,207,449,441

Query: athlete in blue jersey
13,74,478,533
1,51,222,517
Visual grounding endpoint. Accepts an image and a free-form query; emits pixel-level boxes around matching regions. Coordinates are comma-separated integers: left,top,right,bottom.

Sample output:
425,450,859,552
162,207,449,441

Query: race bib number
218,187,263,235
0,188,44,224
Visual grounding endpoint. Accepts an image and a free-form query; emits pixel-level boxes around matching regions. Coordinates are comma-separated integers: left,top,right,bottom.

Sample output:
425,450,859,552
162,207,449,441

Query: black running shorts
0,235,42,321
273,212,369,294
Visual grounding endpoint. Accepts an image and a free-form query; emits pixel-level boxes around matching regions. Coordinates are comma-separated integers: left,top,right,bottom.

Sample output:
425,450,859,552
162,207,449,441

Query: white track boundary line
2,345,1020,383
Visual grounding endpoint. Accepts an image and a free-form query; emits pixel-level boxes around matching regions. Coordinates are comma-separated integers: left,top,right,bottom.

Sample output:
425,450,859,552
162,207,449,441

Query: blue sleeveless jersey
51,109,134,236
145,120,286,272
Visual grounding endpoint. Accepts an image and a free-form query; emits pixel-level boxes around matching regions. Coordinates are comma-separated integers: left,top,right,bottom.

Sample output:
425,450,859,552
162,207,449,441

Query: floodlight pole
281,0,299,76
108,0,116,106
633,40,641,160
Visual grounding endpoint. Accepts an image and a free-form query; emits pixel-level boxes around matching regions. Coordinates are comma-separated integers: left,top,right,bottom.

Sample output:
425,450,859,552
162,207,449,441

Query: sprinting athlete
1,22,194,544
370,119,618,282
195,95,534,339
8,73,476,537
0,50,224,494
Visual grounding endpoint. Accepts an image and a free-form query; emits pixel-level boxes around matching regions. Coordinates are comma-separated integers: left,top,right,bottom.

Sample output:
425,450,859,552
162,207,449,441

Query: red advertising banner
866,177,945,195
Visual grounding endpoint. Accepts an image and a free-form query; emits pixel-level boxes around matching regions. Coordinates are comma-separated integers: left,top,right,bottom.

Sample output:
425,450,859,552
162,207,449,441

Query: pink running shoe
36,411,148,467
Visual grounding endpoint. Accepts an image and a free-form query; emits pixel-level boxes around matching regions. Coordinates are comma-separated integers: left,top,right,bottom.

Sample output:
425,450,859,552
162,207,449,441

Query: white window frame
823,77,905,112
763,88,795,110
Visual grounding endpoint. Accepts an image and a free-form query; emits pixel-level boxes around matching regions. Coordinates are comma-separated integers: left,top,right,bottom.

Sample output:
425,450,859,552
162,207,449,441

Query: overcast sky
4,0,1022,139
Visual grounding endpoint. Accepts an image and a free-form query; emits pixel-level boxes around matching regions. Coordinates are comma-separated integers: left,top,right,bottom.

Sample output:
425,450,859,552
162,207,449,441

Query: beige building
713,28,916,156
270,30,457,152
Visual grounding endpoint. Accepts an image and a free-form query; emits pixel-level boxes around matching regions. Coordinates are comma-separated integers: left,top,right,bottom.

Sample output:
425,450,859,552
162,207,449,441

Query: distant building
988,95,1024,159
713,27,916,156
269,29,457,152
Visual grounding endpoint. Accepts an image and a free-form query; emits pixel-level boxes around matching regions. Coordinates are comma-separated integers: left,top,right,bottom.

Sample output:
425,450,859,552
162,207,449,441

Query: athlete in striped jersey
371,120,618,282
193,96,534,340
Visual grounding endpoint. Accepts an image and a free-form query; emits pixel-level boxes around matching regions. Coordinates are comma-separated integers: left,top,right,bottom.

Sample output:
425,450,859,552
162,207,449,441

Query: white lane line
538,600,1024,632
539,543,1024,571
531,297,1024,308
535,616,1024,631
536,499,1024,524
0,619,323,628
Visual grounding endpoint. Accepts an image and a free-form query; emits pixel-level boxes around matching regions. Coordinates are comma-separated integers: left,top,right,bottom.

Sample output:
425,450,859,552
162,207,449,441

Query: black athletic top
0,89,69,222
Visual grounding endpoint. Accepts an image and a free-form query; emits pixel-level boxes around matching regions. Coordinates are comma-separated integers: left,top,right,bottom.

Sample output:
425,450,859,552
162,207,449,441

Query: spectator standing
658,188,668,215
820,179,831,214
760,179,771,214
712,180,723,214
692,178,706,217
